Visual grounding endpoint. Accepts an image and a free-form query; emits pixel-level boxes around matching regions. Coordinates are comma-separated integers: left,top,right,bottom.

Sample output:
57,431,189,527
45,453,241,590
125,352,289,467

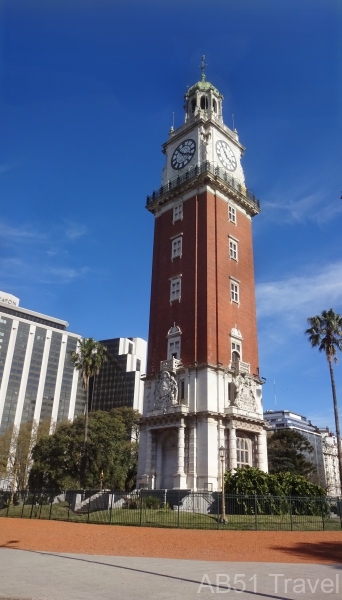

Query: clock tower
138,60,268,491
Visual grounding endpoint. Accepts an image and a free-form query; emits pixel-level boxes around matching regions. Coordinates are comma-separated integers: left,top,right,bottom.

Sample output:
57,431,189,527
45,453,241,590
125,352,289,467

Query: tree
28,408,140,491
267,429,314,477
305,309,342,493
69,338,108,487
224,467,326,516
0,419,50,499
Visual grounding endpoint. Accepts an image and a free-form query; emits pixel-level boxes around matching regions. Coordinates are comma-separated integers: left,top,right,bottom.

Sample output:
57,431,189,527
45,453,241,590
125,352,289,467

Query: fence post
20,490,26,518
289,496,293,531
67,491,71,521
321,498,325,531
177,489,180,529
254,494,258,531
109,491,114,525
139,489,143,526
86,490,91,523
217,493,220,530
29,490,36,519
48,490,53,520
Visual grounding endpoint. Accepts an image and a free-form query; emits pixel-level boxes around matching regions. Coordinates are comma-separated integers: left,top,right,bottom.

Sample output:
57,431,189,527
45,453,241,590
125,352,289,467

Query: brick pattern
147,188,259,376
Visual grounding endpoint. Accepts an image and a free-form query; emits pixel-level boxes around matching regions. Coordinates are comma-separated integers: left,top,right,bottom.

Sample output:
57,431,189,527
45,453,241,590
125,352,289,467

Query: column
174,418,187,488
257,430,268,472
229,426,237,471
145,428,152,475
188,424,197,490
141,428,152,488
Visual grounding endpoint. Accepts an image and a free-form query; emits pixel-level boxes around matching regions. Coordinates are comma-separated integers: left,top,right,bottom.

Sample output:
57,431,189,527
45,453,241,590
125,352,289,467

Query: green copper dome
186,77,222,98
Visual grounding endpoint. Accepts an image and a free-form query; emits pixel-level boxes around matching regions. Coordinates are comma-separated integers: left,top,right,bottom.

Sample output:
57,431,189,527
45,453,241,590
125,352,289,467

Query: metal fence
1,489,341,531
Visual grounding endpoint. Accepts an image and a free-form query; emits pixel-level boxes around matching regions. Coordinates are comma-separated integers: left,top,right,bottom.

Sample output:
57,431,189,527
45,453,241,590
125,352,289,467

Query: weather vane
201,55,207,81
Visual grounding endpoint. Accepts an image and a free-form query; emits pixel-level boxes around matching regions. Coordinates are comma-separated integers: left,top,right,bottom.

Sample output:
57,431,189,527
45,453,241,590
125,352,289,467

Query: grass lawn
1,503,341,531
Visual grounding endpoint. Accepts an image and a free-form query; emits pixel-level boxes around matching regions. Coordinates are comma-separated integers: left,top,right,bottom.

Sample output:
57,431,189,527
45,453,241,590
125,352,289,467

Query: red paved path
0,518,341,564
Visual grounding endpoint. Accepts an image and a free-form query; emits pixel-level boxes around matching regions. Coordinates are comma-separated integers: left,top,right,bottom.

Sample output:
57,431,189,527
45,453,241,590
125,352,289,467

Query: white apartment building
0,291,86,437
320,428,341,496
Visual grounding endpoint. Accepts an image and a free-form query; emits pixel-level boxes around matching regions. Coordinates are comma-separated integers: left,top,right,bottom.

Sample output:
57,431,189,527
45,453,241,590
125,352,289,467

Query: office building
319,428,341,496
264,409,326,486
90,337,147,413
0,291,86,436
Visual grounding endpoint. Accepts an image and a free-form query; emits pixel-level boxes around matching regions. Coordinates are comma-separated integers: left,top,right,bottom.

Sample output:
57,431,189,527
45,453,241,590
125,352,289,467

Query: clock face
171,139,196,170
216,140,237,172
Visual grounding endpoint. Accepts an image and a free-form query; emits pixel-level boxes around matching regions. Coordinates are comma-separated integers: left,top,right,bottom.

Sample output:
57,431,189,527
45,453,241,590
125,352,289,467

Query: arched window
213,99,217,112
191,98,196,113
231,342,241,362
167,324,182,360
200,95,208,110
230,327,243,363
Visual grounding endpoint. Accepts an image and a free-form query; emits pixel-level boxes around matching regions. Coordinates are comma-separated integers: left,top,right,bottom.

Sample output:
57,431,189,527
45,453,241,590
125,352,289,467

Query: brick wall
146,188,259,376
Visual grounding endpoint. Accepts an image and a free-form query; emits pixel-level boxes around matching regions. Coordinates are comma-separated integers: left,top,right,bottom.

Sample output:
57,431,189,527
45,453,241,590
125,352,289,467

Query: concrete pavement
0,548,341,600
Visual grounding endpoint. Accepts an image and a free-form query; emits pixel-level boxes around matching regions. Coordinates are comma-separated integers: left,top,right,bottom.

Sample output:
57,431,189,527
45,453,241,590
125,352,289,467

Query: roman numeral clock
138,59,267,492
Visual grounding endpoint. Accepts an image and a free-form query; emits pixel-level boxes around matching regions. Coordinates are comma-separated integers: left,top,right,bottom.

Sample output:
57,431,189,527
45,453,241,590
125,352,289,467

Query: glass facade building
0,292,85,436
90,337,146,413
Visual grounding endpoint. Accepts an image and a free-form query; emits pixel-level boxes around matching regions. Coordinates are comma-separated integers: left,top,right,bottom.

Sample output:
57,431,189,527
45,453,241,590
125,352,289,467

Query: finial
201,55,206,81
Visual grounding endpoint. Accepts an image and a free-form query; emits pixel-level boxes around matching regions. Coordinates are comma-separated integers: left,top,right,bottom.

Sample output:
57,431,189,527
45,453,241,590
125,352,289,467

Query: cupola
184,55,223,124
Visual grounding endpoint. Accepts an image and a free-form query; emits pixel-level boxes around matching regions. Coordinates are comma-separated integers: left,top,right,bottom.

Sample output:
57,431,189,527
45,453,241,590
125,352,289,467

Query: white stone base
137,364,268,491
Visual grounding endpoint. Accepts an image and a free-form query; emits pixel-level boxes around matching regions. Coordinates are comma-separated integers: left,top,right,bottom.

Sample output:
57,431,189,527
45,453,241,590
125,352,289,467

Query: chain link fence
1,489,341,531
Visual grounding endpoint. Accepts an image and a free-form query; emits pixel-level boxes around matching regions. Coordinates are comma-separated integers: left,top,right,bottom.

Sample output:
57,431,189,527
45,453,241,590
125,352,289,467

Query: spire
201,55,206,82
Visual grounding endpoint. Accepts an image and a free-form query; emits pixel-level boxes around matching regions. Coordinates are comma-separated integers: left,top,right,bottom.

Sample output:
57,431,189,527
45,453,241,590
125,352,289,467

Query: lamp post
100,470,104,491
219,446,226,524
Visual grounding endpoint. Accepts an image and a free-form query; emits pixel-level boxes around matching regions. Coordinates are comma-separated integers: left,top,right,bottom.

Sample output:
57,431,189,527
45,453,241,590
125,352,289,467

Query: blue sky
1,0,342,431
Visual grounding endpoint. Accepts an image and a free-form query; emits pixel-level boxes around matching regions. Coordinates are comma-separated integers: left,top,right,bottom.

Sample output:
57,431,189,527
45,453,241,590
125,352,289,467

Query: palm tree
305,309,342,494
70,337,108,487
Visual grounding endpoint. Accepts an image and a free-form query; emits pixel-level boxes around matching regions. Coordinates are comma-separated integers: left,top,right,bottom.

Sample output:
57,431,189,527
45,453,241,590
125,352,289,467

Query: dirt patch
0,517,341,564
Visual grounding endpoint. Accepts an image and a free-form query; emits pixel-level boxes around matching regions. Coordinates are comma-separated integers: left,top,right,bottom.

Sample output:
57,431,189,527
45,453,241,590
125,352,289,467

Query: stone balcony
160,358,183,372
230,359,250,374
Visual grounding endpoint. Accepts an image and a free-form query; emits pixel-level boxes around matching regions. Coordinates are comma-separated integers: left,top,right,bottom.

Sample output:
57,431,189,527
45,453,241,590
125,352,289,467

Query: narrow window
230,281,239,304
228,204,236,223
191,99,196,113
200,95,208,109
170,277,181,302
213,99,217,113
173,203,183,222
168,338,180,360
231,341,241,361
236,438,250,467
229,239,238,261
179,379,185,400
171,236,182,259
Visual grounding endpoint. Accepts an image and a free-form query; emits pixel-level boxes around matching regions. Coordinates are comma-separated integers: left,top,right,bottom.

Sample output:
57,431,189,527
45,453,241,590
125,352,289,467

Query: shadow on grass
271,542,342,566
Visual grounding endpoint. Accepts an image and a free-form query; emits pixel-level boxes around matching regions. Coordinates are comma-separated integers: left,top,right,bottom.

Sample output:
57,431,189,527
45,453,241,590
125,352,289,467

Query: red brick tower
138,61,267,491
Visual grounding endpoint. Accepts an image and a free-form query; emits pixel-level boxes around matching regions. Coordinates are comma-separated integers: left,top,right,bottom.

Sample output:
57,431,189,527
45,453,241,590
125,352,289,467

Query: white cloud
64,222,88,240
0,163,14,175
257,261,342,324
45,267,89,281
0,221,46,243
262,188,342,225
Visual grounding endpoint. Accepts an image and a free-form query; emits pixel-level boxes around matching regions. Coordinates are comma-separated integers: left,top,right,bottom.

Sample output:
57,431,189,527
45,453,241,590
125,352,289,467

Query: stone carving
232,373,258,413
154,370,178,409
